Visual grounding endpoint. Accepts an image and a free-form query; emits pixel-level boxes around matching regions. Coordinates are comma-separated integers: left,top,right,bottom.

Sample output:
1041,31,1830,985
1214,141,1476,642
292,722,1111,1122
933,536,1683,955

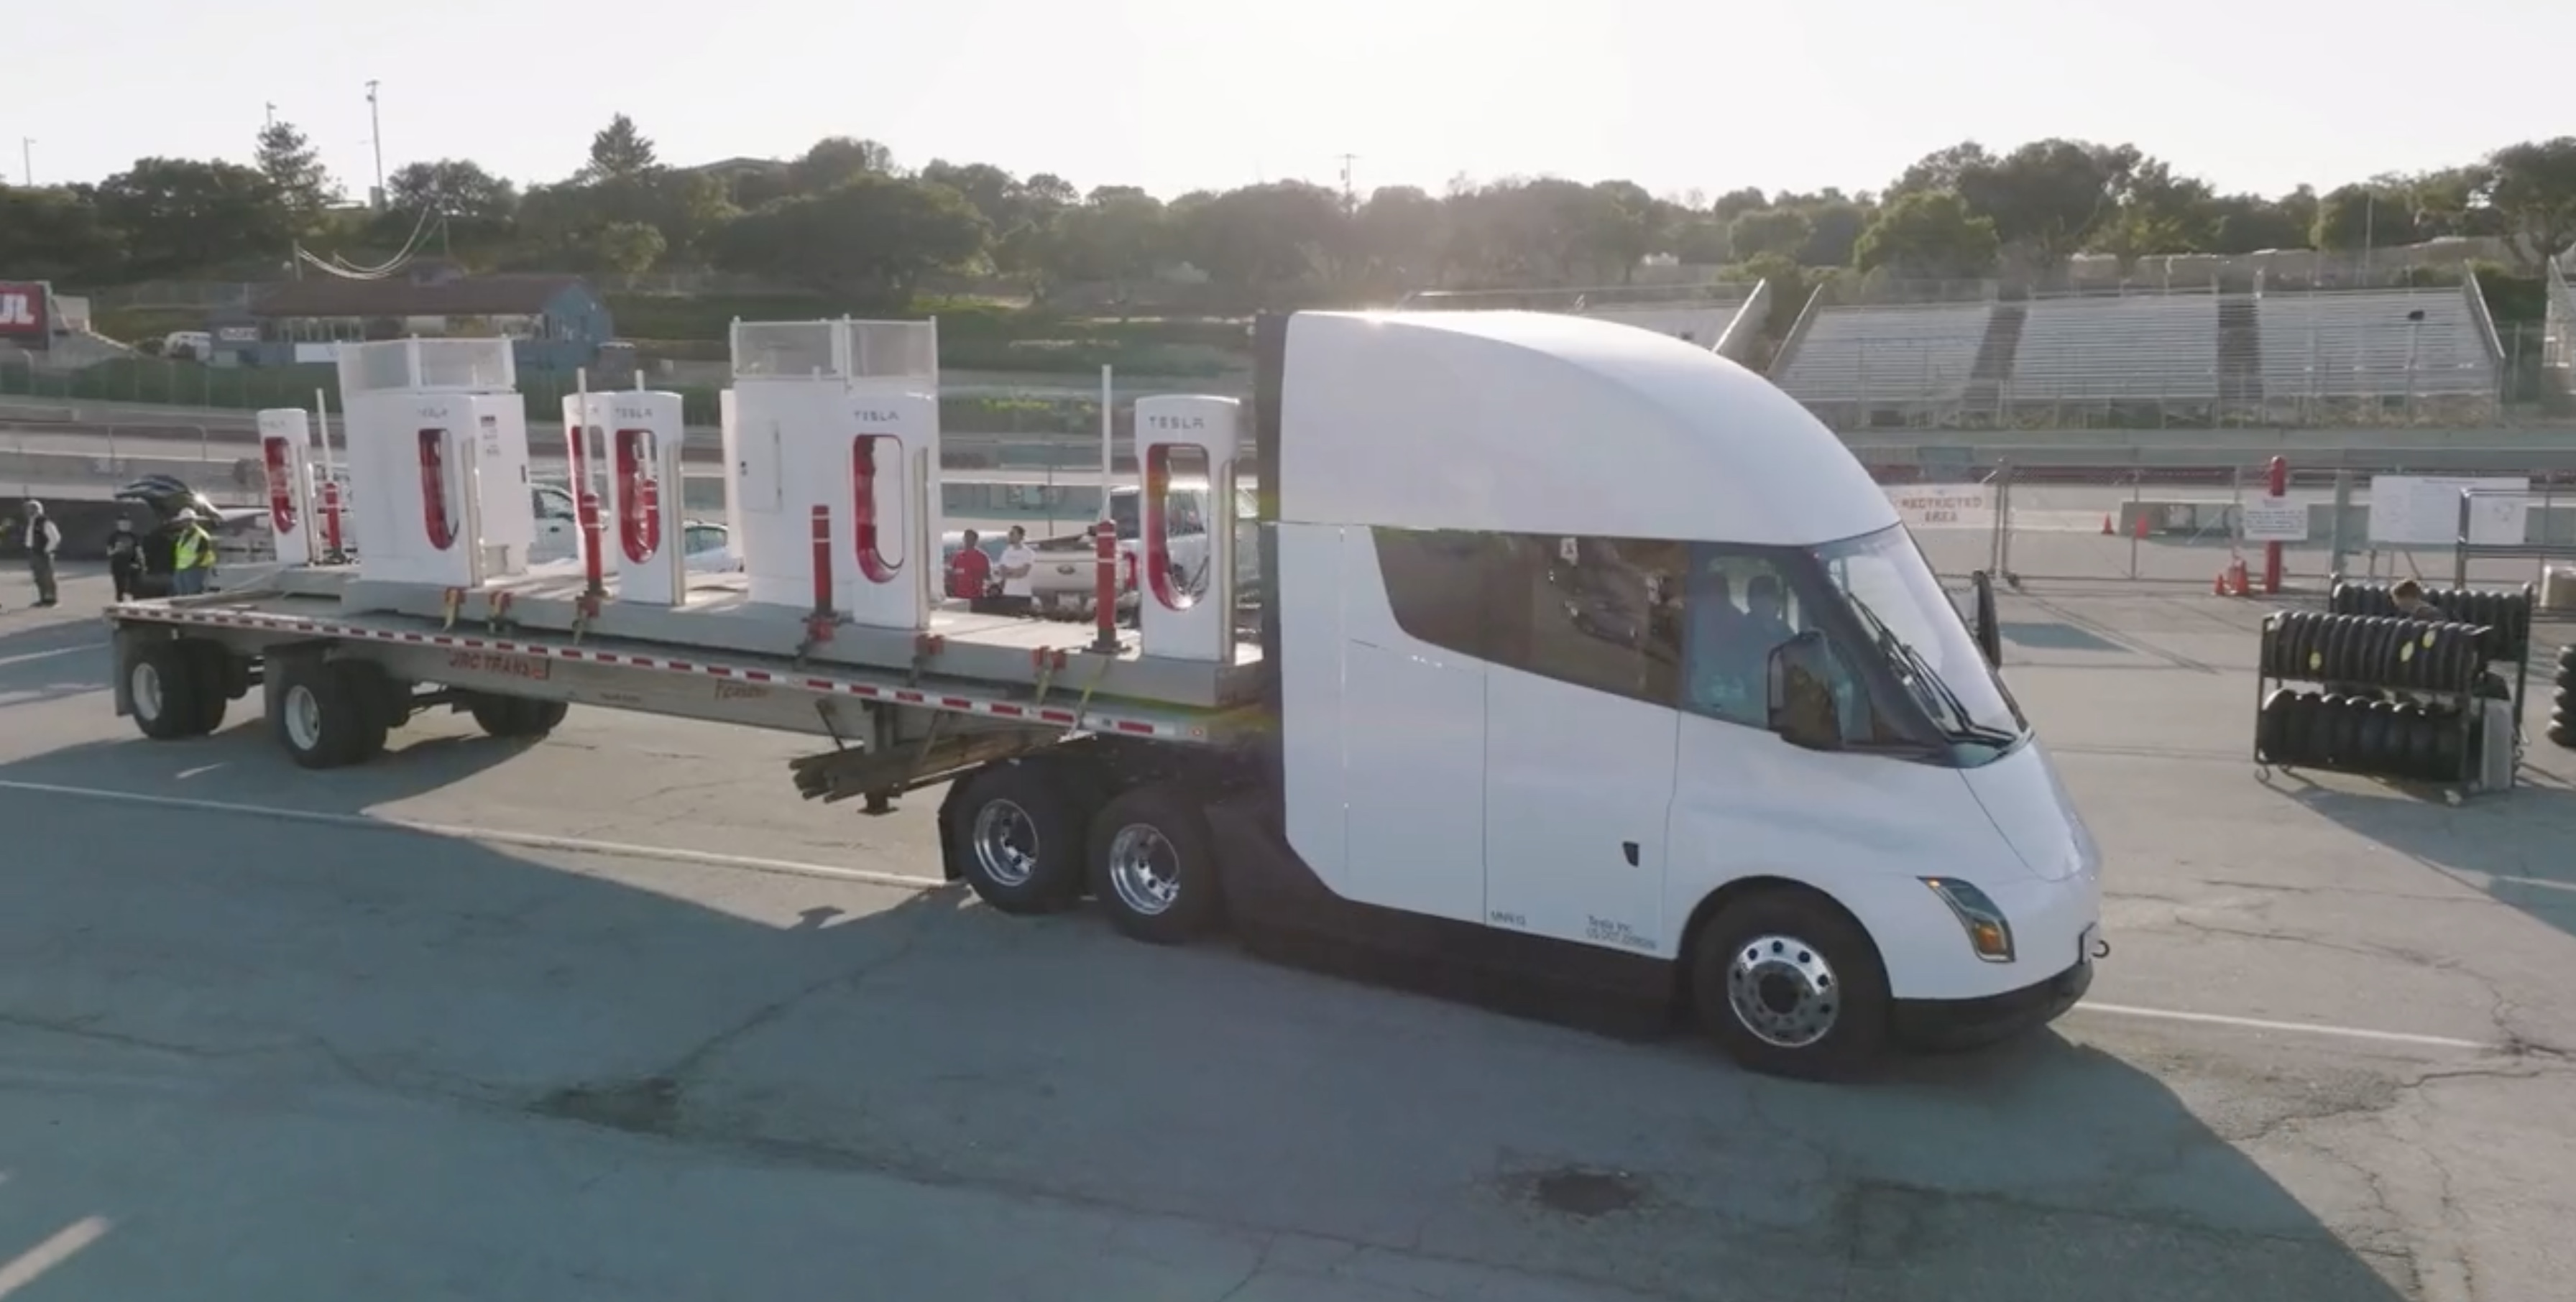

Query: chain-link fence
1870,448,2576,594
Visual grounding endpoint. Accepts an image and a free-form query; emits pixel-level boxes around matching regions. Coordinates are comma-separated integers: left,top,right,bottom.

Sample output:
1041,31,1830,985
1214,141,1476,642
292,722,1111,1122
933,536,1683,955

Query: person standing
947,529,993,605
21,500,61,607
107,517,142,601
995,525,1038,615
170,509,218,596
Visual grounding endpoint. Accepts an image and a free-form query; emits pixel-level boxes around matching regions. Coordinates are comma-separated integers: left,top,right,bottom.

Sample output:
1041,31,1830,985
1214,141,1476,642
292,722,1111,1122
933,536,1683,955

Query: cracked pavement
1,568,2573,1300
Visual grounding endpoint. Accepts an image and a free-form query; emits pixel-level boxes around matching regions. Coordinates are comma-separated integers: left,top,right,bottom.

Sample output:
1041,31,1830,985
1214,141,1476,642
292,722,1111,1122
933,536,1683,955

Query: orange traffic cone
2226,557,2251,597
2212,571,2229,596
2133,513,2151,540
2101,514,2115,536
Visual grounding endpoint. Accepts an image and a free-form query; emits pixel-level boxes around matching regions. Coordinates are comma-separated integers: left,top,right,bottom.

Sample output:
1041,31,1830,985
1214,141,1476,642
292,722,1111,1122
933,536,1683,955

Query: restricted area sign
1885,486,1989,530
2238,495,2309,542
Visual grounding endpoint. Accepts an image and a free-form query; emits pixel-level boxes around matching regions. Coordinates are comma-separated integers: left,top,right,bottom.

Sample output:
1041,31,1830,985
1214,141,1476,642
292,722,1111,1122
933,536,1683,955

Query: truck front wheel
1688,888,1892,1082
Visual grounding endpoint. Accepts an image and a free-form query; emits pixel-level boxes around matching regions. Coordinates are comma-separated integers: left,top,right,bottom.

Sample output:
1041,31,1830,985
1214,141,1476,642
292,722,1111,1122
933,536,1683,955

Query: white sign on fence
2239,496,2309,542
2366,476,2530,548
1886,486,1989,530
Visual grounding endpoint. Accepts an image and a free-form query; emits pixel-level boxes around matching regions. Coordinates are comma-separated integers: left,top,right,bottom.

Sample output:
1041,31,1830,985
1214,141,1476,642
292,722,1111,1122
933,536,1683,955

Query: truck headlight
1921,877,2015,963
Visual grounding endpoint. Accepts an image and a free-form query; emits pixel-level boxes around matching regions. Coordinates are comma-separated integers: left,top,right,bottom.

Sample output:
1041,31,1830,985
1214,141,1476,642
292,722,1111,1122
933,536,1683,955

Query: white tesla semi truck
106,311,2102,1081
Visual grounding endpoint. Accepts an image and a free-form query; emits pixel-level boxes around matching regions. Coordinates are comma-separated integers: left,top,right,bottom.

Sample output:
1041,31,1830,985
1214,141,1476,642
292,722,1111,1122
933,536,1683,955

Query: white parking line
0,778,946,892
0,777,2519,1055
2074,1001,2490,1051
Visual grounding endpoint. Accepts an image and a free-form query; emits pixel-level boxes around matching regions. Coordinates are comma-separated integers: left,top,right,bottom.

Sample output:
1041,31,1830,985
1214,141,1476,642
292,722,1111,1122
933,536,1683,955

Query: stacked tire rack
2329,580,2538,733
2552,644,2576,752
2251,583,2536,797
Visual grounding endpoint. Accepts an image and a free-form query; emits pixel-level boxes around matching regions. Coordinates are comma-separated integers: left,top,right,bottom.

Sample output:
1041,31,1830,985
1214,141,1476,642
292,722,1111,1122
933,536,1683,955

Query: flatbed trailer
105,312,2107,1083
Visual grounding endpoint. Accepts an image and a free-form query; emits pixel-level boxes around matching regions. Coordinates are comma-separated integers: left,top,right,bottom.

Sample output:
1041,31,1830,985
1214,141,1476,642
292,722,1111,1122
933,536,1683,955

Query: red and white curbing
108,602,1213,742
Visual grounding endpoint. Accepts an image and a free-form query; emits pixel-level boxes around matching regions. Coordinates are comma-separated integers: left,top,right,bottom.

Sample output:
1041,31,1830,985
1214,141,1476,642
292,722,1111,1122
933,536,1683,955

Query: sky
10,0,2572,204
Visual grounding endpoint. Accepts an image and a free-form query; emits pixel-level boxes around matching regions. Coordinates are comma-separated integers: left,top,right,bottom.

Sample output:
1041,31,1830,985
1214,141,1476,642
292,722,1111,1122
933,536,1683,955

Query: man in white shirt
21,500,61,608
995,525,1038,615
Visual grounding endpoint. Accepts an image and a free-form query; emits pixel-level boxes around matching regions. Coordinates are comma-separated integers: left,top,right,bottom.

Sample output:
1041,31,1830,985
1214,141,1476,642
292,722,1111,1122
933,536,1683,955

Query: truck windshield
1813,525,2028,747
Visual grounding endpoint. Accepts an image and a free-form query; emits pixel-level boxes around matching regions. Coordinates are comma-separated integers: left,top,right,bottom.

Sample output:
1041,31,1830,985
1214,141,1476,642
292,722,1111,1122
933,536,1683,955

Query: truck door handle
1622,841,1639,867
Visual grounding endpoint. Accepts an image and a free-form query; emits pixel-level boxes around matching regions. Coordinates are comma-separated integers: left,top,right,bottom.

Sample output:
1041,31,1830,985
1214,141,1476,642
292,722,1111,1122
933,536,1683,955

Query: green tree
583,114,660,183
788,137,894,195
1795,200,1871,267
711,173,987,306
2312,183,2419,251
1952,139,2139,269
2089,158,2214,269
595,221,668,284
1727,206,1809,261
2483,137,2576,269
1351,185,1448,289
1852,190,2000,280
254,119,338,228
91,157,290,279
1174,181,1348,294
0,185,124,282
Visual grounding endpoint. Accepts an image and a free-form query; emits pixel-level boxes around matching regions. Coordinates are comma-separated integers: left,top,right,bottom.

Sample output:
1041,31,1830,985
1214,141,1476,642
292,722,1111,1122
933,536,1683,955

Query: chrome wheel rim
132,661,165,721
970,799,1040,887
1106,823,1181,917
1726,933,1840,1049
283,684,324,753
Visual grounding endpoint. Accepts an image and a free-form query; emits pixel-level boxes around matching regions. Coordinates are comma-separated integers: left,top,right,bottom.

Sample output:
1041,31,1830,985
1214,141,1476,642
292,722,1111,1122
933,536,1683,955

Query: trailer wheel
1688,888,1891,1082
947,762,1087,915
270,660,391,770
469,695,569,739
1087,783,1224,945
129,641,222,741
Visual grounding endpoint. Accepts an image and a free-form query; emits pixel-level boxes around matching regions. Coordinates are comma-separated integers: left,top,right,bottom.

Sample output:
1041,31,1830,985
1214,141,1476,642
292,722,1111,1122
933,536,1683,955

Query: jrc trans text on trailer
104,313,2104,1081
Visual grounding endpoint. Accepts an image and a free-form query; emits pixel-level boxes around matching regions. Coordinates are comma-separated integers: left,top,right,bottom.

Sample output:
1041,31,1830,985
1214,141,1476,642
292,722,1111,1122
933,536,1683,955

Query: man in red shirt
947,529,993,604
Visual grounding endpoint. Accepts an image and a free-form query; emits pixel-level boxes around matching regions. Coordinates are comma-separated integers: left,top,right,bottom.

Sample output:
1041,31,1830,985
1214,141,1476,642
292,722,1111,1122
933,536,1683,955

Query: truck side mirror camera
1765,631,1842,752
1970,570,2002,669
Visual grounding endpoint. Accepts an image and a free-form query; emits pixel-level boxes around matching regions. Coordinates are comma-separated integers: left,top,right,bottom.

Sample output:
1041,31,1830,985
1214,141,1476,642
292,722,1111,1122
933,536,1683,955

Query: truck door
1482,536,1680,954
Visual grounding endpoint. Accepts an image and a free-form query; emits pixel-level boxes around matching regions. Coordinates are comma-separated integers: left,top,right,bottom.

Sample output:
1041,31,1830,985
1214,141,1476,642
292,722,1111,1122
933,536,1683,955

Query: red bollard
2263,455,2286,596
320,479,344,557
809,505,834,617
576,489,605,595
1091,518,1121,653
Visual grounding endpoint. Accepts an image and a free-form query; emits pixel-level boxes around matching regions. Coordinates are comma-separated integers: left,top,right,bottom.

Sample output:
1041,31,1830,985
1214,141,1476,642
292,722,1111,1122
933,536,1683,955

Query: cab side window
1675,546,1808,727
1484,535,1685,706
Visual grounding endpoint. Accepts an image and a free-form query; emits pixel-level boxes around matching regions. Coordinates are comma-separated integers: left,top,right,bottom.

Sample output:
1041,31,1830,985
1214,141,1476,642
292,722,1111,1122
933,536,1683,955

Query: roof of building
248,273,592,319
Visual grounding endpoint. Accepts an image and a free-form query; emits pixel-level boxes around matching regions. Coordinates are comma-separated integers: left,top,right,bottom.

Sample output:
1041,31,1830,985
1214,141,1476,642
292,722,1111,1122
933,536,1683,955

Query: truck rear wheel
129,640,226,741
270,659,391,770
947,761,1087,915
469,695,569,739
1688,888,1891,1082
1087,783,1224,945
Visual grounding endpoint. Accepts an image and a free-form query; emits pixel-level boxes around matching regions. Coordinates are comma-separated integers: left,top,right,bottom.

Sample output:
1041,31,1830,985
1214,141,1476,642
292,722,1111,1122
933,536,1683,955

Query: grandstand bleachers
1771,303,1994,410
2004,295,2219,404
2255,287,2496,401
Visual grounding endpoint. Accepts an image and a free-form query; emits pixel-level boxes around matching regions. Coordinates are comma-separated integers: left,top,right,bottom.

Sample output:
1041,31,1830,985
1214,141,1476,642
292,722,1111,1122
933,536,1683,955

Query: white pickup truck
1023,481,1259,617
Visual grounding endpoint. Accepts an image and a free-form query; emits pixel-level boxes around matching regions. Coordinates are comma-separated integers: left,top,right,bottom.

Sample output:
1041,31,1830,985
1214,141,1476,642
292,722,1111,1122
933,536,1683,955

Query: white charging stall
336,338,535,588
1133,394,1242,662
581,388,688,606
254,407,317,565
727,319,942,628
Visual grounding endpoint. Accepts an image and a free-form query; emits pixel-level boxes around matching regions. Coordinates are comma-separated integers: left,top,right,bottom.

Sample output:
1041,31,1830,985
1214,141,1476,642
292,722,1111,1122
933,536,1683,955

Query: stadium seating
2255,288,2496,400
2003,295,2220,404
1772,303,1995,408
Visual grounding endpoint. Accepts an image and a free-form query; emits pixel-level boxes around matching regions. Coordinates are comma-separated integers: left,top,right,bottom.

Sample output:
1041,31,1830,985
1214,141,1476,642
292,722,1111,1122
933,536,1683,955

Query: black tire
944,761,1088,915
1688,889,1892,1082
129,640,217,741
1087,782,1225,945
269,659,390,770
469,694,569,739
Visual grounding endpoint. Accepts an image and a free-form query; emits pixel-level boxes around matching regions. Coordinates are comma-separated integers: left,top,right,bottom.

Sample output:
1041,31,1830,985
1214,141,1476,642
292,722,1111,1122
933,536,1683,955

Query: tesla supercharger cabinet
718,388,742,566
558,397,618,582
336,338,535,589
1133,394,1243,662
727,318,943,629
580,388,688,606
254,407,318,566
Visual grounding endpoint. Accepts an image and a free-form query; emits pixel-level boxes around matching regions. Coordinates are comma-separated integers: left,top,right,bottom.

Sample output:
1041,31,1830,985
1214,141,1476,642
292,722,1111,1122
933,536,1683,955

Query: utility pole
364,80,385,209
18,138,30,186
264,101,277,128
1335,153,1360,211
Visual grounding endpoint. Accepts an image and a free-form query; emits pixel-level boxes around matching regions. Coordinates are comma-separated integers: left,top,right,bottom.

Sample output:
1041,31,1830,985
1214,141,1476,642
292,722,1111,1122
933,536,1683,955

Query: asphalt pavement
1,559,2572,1300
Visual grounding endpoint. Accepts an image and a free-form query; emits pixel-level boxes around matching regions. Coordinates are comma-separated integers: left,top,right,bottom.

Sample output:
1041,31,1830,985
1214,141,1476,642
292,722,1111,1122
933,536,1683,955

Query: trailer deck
110,581,1259,746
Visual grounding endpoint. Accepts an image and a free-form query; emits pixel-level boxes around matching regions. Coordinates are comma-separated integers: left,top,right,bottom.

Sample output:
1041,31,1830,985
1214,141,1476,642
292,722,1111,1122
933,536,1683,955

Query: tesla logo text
419,405,453,420
0,295,35,326
1146,415,1205,430
612,406,653,420
854,410,901,423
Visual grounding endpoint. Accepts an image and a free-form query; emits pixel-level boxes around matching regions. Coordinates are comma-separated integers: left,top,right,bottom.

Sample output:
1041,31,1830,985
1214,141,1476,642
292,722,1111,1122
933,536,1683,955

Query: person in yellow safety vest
170,509,218,596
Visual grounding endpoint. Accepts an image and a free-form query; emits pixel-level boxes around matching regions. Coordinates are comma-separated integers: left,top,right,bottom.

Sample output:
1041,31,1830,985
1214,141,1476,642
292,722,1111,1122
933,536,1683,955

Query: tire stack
2255,609,2491,784
2328,580,2533,665
2552,645,2576,751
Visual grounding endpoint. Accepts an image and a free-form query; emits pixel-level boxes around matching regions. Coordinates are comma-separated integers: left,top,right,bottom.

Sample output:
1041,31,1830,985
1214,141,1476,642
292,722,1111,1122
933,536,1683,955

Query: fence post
2328,470,2354,578
2263,454,2286,594
2127,466,2143,581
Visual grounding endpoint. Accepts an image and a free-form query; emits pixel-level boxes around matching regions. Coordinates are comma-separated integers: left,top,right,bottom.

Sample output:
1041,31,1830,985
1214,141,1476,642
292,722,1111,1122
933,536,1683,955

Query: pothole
1509,1165,1652,1219
529,1075,684,1136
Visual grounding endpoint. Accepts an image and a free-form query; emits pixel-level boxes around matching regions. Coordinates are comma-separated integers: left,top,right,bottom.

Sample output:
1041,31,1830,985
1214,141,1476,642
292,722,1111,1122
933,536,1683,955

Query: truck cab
1080,309,2102,1079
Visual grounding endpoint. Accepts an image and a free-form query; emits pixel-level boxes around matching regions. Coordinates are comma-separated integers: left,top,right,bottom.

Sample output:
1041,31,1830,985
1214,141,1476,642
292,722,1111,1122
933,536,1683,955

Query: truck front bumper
1888,953,2095,1052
